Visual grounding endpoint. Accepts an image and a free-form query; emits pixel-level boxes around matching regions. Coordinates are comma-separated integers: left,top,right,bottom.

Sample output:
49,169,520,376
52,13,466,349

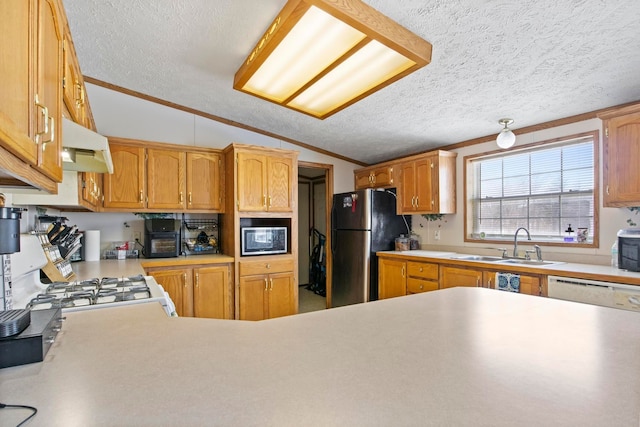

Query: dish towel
496,272,520,293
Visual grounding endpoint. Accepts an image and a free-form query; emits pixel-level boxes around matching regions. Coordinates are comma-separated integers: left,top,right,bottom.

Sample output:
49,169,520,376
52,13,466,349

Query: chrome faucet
513,227,531,257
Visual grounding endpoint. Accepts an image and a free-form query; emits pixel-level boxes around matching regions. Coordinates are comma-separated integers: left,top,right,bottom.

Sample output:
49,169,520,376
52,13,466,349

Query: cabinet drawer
239,258,294,276
407,278,438,294
407,262,438,280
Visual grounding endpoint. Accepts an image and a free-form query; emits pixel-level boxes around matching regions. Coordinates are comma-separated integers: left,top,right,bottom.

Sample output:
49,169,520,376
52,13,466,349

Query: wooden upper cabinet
236,151,294,212
102,143,146,209
398,151,456,215
354,165,394,190
36,0,63,183
267,155,293,212
600,105,640,207
237,152,267,211
102,139,224,213
147,148,186,210
0,0,39,166
186,152,222,211
0,0,64,188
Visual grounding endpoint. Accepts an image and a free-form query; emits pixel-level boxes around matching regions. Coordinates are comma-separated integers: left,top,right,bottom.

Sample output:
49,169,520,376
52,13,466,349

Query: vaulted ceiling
64,0,640,164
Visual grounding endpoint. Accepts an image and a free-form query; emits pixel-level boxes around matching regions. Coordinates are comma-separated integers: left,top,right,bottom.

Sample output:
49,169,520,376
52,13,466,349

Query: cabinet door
414,157,433,212
604,111,640,206
354,170,373,189
378,258,406,299
440,266,482,289
399,162,416,212
483,271,541,296
36,0,63,182
372,166,393,187
237,152,267,211
103,144,146,209
267,155,293,212
80,171,101,209
194,266,231,319
267,272,295,318
186,152,221,211
0,0,38,165
147,148,185,210
239,275,268,320
150,268,193,317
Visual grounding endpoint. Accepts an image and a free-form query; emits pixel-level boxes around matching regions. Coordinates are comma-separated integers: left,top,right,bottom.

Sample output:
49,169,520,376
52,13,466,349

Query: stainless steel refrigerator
331,189,409,307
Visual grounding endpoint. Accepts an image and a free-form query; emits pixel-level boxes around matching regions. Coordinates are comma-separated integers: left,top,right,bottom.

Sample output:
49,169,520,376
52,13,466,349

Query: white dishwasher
548,275,640,313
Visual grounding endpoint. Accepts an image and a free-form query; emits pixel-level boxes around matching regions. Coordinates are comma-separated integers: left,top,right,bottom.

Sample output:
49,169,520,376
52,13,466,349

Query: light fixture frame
496,118,516,149
233,0,432,120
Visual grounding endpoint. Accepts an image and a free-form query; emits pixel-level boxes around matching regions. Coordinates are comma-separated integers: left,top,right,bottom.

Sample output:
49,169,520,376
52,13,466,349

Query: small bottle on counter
611,240,619,268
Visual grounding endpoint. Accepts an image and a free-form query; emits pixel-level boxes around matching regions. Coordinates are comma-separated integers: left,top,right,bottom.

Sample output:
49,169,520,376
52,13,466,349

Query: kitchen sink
496,259,564,266
450,255,505,262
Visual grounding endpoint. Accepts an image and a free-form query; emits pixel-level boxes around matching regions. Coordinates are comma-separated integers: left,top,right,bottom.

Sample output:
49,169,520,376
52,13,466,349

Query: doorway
298,162,333,313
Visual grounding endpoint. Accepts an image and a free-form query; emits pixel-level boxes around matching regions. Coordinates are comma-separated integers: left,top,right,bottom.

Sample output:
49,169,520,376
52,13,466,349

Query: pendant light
496,118,516,149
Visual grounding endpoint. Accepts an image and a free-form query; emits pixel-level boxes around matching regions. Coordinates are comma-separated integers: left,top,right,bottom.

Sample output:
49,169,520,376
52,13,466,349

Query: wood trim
463,131,600,247
83,76,367,167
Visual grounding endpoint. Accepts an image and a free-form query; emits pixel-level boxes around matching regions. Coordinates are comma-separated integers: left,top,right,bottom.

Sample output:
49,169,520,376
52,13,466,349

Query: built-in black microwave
241,226,287,256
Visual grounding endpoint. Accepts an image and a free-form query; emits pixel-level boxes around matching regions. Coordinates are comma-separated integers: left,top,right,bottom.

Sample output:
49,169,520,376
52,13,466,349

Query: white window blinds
468,136,595,242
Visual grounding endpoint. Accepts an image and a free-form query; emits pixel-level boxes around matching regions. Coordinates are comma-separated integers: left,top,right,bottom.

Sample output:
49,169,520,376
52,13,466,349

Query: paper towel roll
84,230,101,261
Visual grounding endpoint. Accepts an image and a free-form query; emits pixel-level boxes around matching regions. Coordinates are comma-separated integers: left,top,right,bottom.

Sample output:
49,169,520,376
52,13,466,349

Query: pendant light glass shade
496,119,516,149
234,0,433,119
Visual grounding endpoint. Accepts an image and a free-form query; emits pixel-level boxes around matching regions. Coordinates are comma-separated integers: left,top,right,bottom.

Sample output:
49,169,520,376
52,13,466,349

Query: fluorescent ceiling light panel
234,0,432,119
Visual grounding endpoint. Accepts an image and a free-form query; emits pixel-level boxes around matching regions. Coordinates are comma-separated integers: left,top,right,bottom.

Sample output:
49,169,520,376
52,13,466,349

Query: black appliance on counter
144,219,180,258
618,228,640,272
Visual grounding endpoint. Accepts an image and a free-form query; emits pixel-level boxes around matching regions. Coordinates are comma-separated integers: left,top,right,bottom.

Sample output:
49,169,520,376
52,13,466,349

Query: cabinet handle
266,263,270,269
139,190,144,202
268,195,272,207
195,273,199,288
606,186,609,196
476,278,479,287
183,273,187,287
264,278,268,291
34,94,49,140
42,116,55,147
189,192,192,204
419,267,423,272
180,192,183,203
270,278,273,291
415,197,419,207
401,266,405,278
263,195,267,207
419,284,424,290
431,199,434,206
487,278,492,289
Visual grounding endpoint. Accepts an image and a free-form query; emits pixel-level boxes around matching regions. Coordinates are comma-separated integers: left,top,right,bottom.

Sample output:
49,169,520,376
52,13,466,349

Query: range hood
62,118,113,174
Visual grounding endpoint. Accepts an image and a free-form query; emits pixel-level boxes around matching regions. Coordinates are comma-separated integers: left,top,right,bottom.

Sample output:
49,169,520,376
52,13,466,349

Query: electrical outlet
434,230,440,240
133,231,141,242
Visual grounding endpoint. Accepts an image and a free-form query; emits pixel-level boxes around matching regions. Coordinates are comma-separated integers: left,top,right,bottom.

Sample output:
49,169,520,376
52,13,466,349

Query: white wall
411,118,633,265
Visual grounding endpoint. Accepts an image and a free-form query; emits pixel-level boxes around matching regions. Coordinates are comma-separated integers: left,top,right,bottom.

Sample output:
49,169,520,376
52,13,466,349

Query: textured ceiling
63,0,640,165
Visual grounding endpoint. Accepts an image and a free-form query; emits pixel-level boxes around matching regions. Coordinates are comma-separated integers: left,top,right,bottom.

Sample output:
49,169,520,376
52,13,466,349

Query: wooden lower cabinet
145,264,232,319
440,266,483,289
379,257,439,299
440,265,542,296
238,258,296,320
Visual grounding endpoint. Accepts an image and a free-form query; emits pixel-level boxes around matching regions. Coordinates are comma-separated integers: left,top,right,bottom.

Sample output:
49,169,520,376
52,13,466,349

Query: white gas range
10,234,175,316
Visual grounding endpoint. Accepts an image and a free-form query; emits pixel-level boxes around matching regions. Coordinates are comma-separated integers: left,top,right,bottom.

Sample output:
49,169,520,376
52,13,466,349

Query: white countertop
1,288,639,426
379,250,640,285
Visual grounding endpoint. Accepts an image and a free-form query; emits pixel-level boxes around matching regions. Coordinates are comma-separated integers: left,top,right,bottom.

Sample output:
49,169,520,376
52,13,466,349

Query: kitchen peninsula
1,287,639,426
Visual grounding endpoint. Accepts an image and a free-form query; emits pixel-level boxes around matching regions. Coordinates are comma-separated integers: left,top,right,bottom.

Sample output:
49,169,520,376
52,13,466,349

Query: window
466,132,598,245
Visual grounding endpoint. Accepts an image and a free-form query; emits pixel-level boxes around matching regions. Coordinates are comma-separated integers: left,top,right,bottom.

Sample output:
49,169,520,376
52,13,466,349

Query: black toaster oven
144,219,180,258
